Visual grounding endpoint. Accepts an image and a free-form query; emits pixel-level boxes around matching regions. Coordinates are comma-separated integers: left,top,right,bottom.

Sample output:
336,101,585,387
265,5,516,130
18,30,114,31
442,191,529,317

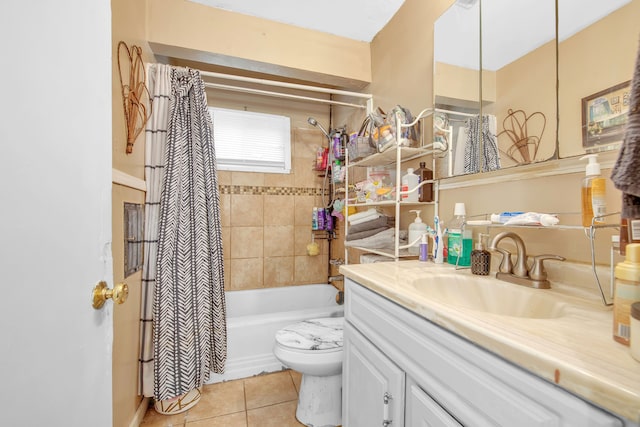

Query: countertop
340,260,640,422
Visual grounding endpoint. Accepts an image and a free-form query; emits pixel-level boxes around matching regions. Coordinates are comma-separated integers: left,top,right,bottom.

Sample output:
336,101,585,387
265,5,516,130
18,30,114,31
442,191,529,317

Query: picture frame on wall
582,80,631,151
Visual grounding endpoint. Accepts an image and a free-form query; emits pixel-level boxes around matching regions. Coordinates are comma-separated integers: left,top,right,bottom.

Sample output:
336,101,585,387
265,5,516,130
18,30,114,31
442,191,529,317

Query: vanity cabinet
343,277,626,426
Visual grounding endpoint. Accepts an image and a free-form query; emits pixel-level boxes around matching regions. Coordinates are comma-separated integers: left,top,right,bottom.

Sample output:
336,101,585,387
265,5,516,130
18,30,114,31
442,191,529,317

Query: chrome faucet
489,231,565,289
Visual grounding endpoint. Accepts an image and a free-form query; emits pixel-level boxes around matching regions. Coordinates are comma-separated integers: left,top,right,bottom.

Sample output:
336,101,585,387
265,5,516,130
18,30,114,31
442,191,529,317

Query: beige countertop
340,260,640,422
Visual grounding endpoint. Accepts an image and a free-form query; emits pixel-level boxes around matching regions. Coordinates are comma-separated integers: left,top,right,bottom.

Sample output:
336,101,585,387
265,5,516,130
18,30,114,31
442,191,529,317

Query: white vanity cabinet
343,277,627,427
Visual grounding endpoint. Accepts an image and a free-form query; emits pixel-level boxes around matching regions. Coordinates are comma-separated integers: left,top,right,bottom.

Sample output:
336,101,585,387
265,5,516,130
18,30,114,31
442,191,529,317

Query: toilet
273,316,344,427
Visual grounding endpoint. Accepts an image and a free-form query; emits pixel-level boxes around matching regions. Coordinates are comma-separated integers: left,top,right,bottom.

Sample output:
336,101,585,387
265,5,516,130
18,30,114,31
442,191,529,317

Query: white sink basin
407,274,568,319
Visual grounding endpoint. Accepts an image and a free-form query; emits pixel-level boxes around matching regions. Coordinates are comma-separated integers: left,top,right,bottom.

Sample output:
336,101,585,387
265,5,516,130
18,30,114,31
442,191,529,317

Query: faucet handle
495,248,513,274
529,254,566,281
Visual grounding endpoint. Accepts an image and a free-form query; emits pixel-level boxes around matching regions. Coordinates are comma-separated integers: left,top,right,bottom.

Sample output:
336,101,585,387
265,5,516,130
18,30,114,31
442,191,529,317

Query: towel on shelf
346,226,390,241
349,212,383,225
345,228,407,249
348,215,391,234
611,39,640,218
347,208,380,225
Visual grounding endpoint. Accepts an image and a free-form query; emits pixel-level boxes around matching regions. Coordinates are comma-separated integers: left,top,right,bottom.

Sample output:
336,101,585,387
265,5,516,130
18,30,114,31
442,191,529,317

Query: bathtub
207,284,344,383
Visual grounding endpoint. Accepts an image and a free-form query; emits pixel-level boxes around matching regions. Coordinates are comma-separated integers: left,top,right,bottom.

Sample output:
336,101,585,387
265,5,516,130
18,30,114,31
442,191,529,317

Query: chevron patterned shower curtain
139,64,227,401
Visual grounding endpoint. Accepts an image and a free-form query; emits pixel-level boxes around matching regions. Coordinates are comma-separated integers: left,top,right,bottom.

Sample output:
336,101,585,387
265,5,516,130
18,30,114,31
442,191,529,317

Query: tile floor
140,370,306,427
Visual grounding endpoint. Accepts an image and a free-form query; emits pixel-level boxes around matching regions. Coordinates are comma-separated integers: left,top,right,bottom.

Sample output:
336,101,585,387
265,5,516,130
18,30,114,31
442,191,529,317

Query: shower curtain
139,64,226,401
463,115,501,174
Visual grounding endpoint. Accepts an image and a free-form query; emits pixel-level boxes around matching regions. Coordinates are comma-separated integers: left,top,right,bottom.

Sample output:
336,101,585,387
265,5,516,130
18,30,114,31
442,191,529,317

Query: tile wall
219,127,340,291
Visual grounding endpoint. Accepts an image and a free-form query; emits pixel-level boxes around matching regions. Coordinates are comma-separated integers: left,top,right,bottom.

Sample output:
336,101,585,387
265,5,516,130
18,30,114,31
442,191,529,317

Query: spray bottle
408,210,428,255
581,154,606,227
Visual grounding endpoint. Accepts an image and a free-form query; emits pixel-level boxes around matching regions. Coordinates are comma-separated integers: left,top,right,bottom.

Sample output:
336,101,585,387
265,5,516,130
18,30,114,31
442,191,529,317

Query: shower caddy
343,107,447,264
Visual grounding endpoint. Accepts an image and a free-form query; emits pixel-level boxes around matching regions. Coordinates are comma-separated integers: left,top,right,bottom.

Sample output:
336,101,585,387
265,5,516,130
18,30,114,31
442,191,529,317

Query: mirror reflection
434,0,557,179
558,0,635,158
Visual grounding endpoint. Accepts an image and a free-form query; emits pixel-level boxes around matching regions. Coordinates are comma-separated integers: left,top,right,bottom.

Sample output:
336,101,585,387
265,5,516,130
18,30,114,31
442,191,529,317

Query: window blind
209,107,291,174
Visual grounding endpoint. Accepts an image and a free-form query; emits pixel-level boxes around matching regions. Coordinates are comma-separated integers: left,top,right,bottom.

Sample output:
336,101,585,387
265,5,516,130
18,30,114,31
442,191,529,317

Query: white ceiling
436,0,632,71
189,0,632,72
189,0,406,42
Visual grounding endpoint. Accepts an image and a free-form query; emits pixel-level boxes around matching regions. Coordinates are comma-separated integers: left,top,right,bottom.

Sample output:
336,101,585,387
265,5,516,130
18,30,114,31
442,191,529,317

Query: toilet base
296,373,342,427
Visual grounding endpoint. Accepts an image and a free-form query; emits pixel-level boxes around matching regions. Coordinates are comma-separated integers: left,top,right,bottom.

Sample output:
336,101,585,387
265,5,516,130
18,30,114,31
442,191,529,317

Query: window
209,107,291,174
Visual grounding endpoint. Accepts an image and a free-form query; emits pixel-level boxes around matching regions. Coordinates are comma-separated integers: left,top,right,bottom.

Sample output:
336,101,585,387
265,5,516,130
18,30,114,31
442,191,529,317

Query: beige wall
490,40,557,167
145,0,371,88
111,185,145,427
558,0,638,157
112,0,153,425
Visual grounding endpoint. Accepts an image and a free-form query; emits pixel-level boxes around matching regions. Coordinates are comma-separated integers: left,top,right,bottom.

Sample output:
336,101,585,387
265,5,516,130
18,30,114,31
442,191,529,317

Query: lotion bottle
408,210,428,255
581,154,606,227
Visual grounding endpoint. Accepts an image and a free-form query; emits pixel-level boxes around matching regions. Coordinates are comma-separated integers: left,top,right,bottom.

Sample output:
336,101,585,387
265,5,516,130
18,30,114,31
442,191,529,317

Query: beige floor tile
185,380,246,422
247,401,305,427
140,407,186,427
289,370,302,394
186,411,247,427
244,371,298,410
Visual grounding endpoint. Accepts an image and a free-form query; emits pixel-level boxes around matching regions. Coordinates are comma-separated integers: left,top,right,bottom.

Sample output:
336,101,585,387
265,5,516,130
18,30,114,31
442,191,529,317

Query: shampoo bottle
581,154,606,227
408,209,428,255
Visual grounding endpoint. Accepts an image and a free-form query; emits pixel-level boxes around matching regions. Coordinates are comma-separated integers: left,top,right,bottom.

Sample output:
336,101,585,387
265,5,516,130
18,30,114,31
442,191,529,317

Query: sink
407,274,568,319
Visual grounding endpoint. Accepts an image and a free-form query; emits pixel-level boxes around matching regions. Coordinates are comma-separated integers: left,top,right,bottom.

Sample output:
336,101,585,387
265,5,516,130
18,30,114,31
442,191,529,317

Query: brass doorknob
92,281,129,309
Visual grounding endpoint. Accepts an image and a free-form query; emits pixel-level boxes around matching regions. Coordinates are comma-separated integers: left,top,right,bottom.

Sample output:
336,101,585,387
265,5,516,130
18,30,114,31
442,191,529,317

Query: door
343,322,405,427
0,1,113,426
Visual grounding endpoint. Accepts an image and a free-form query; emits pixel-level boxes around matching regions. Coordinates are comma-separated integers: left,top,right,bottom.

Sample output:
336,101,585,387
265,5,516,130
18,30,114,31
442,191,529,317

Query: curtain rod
198,70,372,100
204,82,366,109
435,108,478,118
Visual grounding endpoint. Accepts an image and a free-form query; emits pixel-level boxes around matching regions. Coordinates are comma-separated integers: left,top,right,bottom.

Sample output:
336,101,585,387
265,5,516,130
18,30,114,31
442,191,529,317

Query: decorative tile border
219,185,324,196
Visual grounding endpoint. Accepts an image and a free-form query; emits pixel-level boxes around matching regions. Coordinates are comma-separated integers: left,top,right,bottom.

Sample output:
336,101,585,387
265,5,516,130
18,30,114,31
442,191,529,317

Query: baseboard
130,397,151,427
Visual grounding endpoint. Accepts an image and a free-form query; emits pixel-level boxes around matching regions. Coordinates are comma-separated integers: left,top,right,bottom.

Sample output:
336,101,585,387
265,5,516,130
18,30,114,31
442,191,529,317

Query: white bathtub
207,284,344,383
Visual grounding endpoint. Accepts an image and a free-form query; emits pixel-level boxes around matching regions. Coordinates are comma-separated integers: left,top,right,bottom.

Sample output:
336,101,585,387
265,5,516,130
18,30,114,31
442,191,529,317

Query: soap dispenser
471,233,491,275
408,209,428,255
581,154,606,227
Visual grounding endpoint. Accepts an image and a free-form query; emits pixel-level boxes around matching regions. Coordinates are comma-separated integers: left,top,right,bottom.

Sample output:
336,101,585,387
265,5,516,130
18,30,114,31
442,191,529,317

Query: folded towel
345,229,407,249
612,39,640,217
348,208,379,223
349,212,382,225
346,226,390,241
348,215,390,234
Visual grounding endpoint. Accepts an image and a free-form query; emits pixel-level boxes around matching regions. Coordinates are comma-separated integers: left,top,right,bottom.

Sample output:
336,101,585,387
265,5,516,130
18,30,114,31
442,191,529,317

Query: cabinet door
406,380,462,427
343,322,405,427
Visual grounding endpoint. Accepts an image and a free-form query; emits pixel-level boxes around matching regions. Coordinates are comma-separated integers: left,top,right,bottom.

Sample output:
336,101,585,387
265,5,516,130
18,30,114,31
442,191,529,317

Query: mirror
434,0,557,178
558,0,635,158
433,1,481,178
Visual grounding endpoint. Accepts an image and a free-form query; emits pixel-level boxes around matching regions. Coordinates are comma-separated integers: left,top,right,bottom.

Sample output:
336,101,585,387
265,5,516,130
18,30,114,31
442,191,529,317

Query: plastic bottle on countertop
581,154,606,227
408,209,428,255
447,203,471,267
613,243,640,345
401,168,420,203
419,233,429,262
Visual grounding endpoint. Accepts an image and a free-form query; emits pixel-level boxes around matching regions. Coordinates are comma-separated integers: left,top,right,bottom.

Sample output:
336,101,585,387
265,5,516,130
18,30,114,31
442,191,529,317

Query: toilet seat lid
275,317,343,351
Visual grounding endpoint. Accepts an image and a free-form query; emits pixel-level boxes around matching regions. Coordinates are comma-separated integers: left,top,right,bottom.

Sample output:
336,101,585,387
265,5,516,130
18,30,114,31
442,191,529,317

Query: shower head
307,116,331,140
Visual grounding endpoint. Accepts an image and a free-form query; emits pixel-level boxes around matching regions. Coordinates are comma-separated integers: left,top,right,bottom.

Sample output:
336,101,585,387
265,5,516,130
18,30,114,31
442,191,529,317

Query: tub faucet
488,231,565,289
